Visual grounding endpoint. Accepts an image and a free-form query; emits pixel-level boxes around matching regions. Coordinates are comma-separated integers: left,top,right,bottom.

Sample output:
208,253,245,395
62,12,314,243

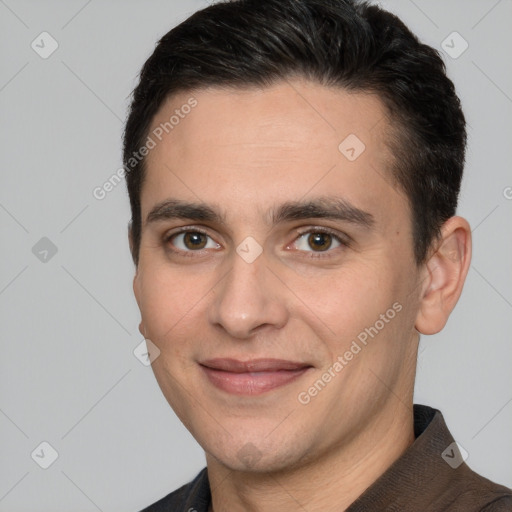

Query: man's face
133,79,423,472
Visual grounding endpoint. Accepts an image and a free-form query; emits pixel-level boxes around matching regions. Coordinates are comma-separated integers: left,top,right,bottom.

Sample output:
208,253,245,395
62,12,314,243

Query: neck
206,401,415,512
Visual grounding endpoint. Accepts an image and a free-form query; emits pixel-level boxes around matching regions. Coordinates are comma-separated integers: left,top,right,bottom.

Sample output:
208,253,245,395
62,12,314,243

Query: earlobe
415,216,472,335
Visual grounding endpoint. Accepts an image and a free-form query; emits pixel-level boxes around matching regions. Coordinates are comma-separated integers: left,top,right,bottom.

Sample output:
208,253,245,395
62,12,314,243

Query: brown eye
307,233,332,251
183,232,207,250
293,231,343,254
169,231,219,252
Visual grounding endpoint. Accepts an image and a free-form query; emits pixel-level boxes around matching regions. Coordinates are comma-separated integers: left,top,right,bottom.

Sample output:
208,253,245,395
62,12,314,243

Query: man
123,0,512,510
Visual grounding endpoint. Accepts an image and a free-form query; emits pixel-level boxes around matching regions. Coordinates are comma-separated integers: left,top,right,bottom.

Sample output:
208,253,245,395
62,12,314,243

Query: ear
129,223,145,336
133,273,145,337
415,216,472,335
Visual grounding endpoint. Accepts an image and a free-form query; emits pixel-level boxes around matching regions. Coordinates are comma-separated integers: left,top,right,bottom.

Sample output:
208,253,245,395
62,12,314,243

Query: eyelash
292,227,350,259
163,226,350,259
163,227,214,258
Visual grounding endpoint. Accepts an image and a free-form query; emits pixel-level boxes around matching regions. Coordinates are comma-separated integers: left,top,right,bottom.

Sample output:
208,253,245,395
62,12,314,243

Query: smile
199,358,313,395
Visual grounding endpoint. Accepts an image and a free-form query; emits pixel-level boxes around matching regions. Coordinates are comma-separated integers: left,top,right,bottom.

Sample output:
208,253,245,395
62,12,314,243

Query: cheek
136,264,207,346
289,260,396,344
136,267,206,411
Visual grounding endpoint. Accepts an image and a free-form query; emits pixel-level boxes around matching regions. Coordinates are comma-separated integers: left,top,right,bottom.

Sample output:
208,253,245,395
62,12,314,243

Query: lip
199,358,313,395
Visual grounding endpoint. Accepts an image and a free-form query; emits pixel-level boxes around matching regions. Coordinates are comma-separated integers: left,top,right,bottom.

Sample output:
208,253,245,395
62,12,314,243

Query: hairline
130,78,428,267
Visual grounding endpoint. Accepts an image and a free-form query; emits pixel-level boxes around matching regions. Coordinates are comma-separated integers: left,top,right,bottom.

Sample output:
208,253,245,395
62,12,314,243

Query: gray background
1,0,511,510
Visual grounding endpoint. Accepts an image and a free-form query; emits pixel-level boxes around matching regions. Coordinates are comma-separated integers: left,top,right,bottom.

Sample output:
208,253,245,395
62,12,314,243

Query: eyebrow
147,199,222,225
146,196,375,229
271,197,375,228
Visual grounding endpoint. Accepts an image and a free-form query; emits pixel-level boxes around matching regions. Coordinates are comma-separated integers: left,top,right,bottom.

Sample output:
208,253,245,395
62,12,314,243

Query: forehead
142,80,406,227
148,80,391,157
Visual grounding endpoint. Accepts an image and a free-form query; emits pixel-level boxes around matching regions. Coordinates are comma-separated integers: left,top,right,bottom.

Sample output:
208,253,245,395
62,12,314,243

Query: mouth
199,358,313,395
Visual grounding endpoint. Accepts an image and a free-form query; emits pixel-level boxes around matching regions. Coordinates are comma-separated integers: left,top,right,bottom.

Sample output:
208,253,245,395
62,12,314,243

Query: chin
204,434,310,474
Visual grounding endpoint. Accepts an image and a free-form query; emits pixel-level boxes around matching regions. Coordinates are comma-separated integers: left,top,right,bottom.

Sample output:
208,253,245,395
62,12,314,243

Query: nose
208,249,288,339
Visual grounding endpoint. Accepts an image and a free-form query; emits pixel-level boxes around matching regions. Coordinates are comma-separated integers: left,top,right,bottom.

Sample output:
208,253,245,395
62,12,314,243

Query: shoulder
447,463,512,512
139,468,210,512
414,406,512,511
480,495,512,511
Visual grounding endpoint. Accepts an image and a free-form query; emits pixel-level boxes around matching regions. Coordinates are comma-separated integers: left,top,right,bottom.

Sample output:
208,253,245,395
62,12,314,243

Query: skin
132,79,472,512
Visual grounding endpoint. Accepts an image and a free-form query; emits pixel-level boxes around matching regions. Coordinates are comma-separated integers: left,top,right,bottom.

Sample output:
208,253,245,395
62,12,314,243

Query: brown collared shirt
141,405,512,511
